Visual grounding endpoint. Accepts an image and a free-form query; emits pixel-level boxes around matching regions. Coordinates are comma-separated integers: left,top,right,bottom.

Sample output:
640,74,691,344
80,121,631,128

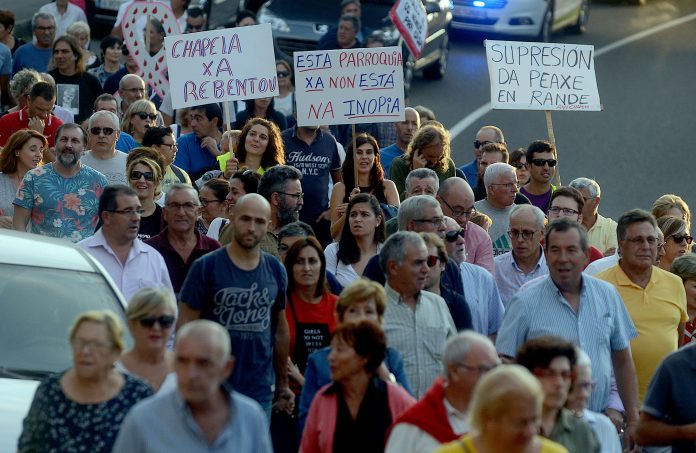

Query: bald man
178,194,293,419
380,107,420,176
113,320,272,452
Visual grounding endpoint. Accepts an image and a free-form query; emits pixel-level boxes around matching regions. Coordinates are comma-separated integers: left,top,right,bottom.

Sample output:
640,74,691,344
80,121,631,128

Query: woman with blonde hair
118,288,177,392
657,216,692,271
0,129,46,227
389,122,458,199
122,99,158,145
126,151,165,239
436,365,568,453
19,310,153,452
672,254,696,345
66,21,99,69
652,194,691,228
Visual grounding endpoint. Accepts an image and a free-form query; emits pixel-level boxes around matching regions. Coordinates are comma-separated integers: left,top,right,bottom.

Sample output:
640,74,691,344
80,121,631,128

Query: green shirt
548,409,600,453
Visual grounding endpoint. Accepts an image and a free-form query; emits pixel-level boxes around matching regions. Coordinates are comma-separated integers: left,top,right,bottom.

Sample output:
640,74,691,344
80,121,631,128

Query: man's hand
623,419,638,453
273,386,295,415
605,408,624,432
316,209,331,223
0,215,13,229
201,136,220,157
28,116,45,134
411,150,427,169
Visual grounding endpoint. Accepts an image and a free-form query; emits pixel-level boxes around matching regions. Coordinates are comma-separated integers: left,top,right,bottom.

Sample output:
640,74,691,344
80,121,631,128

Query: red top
0,108,64,148
286,292,338,356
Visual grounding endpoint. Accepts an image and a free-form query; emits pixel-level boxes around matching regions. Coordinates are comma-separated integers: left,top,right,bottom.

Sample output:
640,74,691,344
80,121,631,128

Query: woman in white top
324,193,385,287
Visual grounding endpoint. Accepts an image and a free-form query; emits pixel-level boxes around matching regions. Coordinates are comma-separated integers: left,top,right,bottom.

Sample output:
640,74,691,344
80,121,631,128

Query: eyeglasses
129,170,155,182
134,112,157,120
89,127,115,136
166,202,198,212
277,191,304,200
530,158,558,167
533,368,573,380
277,71,290,78
670,234,694,245
160,142,177,150
108,208,146,216
35,26,56,31
511,162,528,169
624,236,658,246
199,198,222,207
508,229,538,240
139,315,176,329
71,338,111,351
474,140,494,149
186,23,205,31
657,241,666,249
445,228,465,243
548,206,579,216
490,182,517,190
440,197,476,219
457,362,498,374
426,255,442,267
413,217,445,227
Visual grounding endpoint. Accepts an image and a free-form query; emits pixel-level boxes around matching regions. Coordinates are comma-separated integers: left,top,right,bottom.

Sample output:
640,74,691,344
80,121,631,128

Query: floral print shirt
13,163,108,242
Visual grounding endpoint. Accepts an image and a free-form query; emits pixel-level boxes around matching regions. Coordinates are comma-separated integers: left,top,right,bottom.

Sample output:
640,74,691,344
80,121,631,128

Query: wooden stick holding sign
544,110,561,186
145,0,151,55
352,124,359,190
223,102,235,159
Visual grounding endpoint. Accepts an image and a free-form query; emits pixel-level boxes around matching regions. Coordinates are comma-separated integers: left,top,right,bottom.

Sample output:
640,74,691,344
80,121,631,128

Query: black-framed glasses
89,127,115,136
277,191,304,200
199,198,222,207
440,196,476,219
134,112,157,120
548,206,579,216
160,142,177,150
107,208,146,216
277,71,289,78
530,158,557,167
508,229,538,240
457,362,498,374
139,315,176,329
129,170,155,181
166,202,198,212
670,234,694,245
474,140,494,149
445,228,465,243
413,217,445,227
426,255,441,267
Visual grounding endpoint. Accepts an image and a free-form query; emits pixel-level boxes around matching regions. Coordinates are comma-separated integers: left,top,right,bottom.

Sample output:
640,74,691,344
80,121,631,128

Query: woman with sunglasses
671,255,696,345
0,129,46,229
325,193,385,287
126,150,165,239
509,148,530,188
122,100,159,145
207,170,261,241
228,117,285,175
234,96,288,132
274,60,295,118
197,178,229,235
330,133,399,239
657,216,692,271
118,288,177,392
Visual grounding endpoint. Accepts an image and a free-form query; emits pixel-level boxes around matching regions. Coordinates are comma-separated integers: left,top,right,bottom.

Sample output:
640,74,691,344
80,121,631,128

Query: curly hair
0,129,47,173
341,133,385,203
406,123,451,172
236,117,285,169
337,193,385,265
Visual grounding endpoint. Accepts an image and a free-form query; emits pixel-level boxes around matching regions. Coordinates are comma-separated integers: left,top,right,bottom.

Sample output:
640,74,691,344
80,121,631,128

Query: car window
0,264,128,378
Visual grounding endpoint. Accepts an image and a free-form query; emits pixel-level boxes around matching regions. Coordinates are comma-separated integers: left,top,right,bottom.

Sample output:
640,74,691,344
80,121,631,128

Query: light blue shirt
112,386,272,453
494,248,549,307
459,261,505,336
495,275,637,412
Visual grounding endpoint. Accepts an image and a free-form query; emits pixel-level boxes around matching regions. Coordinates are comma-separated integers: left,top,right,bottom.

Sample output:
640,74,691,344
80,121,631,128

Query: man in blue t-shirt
380,107,420,177
175,103,223,181
458,125,506,190
12,13,55,75
178,193,292,418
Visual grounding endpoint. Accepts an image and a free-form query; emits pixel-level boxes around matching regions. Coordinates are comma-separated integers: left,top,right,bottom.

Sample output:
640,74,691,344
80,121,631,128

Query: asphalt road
409,0,696,220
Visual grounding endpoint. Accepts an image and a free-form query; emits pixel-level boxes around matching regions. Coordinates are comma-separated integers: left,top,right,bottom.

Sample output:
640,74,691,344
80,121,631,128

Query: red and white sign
389,0,428,59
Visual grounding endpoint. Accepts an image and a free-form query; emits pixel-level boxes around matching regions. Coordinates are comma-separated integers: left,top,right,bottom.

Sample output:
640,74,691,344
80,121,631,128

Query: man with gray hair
82,110,129,185
494,204,548,307
475,162,519,256
12,12,56,75
380,231,456,398
117,74,147,115
112,320,272,452
386,331,500,453
569,177,618,256
385,168,439,236
146,184,220,294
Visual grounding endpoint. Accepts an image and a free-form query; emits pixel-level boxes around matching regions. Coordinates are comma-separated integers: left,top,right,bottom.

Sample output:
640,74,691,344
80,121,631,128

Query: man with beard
178,193,294,419
78,185,173,301
13,123,108,242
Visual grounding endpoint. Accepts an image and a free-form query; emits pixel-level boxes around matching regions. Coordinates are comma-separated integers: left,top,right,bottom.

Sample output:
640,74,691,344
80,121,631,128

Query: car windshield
0,264,126,379
266,0,396,30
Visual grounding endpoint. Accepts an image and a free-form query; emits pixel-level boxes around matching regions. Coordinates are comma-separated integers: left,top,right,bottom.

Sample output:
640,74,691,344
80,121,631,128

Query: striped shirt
459,262,505,336
495,275,637,412
384,285,456,398
494,249,549,308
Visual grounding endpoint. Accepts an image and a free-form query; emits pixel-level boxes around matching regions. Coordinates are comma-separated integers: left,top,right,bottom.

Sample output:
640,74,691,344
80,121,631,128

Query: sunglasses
426,255,441,267
474,140,494,148
511,162,528,169
277,71,289,78
530,158,557,167
139,315,176,329
89,127,115,136
129,170,155,181
134,112,158,121
445,228,465,243
671,234,693,245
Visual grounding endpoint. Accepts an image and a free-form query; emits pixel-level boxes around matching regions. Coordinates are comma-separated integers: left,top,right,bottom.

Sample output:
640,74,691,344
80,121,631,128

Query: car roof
0,230,102,273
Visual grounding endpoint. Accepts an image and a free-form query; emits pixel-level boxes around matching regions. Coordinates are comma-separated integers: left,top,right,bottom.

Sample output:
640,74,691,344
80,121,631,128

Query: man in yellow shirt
597,209,687,401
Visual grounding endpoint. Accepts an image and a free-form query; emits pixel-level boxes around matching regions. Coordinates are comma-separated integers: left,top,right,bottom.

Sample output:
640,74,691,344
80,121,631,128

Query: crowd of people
1,0,695,452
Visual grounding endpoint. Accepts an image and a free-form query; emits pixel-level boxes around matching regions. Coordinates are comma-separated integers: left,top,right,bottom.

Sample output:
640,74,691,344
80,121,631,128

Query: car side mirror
425,1,441,14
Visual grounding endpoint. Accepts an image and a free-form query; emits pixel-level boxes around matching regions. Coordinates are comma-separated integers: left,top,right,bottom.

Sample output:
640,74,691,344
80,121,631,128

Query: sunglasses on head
134,112,158,121
671,234,693,245
90,127,115,136
139,315,175,329
530,158,557,167
129,170,155,181
426,255,441,267
445,228,465,242
474,140,494,148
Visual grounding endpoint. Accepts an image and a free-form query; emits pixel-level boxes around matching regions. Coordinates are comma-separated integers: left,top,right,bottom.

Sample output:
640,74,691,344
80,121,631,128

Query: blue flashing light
473,0,485,6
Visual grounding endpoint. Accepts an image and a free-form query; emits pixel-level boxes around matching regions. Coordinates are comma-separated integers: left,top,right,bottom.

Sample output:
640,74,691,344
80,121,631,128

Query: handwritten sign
294,47,405,127
485,40,601,111
389,0,428,59
164,23,278,109
122,1,180,99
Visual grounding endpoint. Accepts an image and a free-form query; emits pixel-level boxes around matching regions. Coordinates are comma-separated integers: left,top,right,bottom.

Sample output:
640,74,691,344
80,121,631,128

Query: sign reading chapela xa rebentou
294,46,405,127
164,23,278,109
485,40,601,111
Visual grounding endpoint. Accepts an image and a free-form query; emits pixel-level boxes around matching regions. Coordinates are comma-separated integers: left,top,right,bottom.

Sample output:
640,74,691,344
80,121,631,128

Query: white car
0,230,127,452
450,0,589,42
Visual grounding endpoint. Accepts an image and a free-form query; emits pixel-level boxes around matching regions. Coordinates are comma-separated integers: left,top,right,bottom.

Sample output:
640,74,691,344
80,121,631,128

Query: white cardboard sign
485,40,601,111
389,0,428,59
164,23,278,109
294,46,405,127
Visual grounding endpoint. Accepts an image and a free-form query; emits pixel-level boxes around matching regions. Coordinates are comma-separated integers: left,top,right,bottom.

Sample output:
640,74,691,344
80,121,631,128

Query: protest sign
164,23,278,109
485,40,601,111
122,1,180,99
293,46,405,127
389,0,428,59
